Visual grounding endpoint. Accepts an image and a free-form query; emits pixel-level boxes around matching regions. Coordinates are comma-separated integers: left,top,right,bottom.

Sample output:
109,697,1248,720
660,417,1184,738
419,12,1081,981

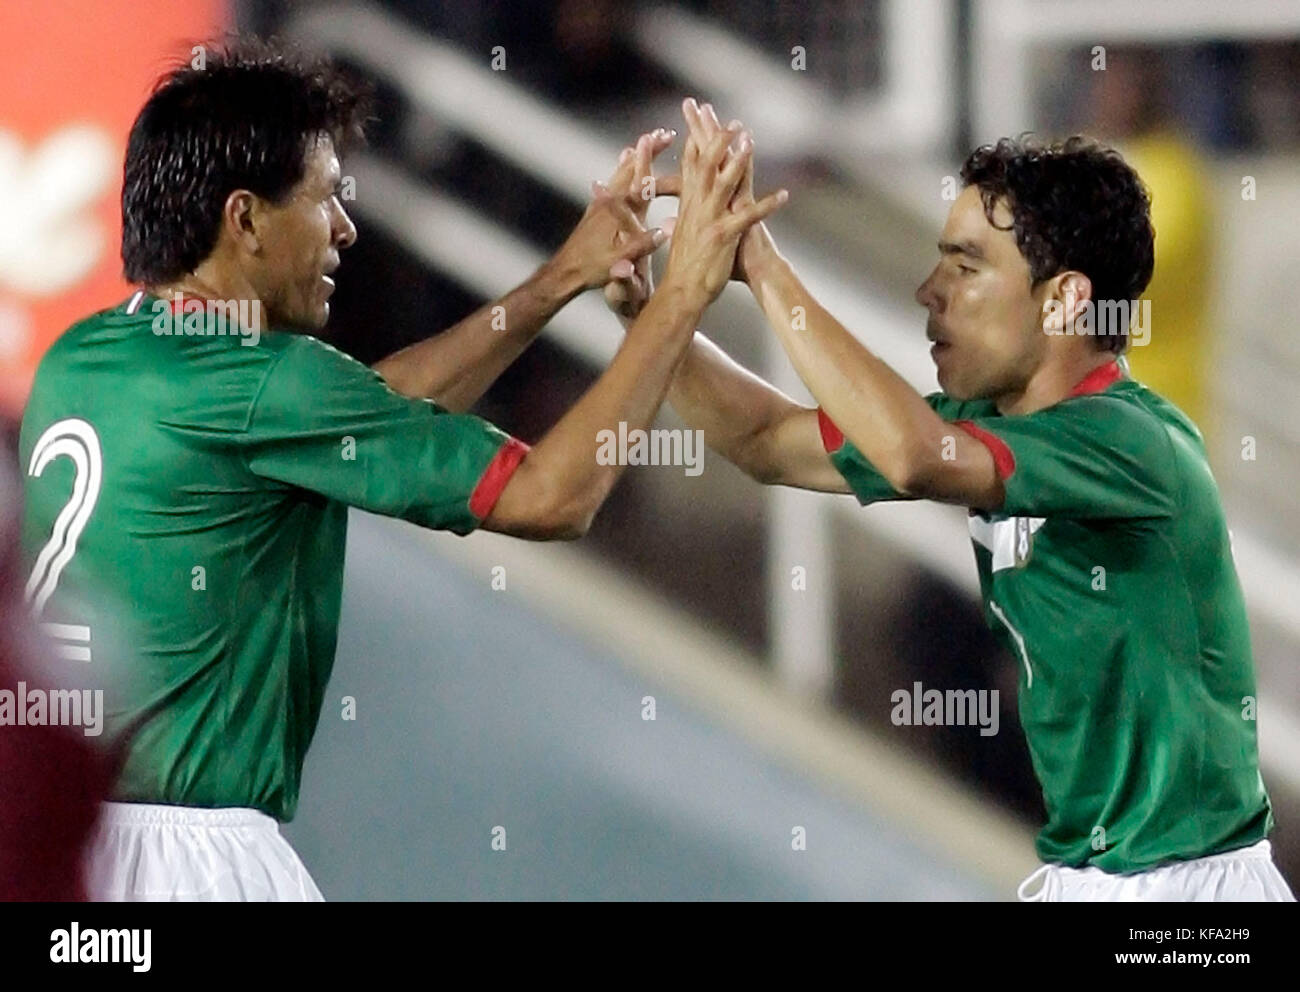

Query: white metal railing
632,1,957,161
287,1,1300,793
971,0,1300,150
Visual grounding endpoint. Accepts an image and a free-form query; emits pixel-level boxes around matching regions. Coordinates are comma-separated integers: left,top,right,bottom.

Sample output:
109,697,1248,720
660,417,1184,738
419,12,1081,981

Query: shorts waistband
1057,839,1272,875
1193,839,1272,863
1018,839,1274,900
98,802,278,829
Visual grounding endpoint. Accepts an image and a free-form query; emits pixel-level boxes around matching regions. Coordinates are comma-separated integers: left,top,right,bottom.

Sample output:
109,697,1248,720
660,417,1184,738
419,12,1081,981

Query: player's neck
145,262,260,310
995,350,1118,416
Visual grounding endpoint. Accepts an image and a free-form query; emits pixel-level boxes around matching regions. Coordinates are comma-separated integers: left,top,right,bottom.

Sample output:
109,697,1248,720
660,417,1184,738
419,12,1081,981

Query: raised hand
657,98,787,308
602,128,681,319
550,127,677,293
690,105,781,285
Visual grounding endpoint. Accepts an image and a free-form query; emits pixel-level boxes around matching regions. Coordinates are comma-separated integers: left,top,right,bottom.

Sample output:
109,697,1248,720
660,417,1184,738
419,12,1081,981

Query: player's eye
958,263,977,275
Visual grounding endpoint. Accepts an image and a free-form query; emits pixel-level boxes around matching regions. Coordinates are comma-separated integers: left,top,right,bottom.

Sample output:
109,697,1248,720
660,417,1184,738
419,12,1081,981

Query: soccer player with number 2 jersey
19,45,785,900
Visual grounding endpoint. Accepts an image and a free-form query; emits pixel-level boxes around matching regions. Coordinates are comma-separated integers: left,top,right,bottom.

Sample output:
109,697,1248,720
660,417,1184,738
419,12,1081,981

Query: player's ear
1038,271,1093,334
223,189,262,254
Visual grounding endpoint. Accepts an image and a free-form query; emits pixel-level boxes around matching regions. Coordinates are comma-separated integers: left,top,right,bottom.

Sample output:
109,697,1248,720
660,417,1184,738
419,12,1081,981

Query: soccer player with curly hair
607,102,1293,901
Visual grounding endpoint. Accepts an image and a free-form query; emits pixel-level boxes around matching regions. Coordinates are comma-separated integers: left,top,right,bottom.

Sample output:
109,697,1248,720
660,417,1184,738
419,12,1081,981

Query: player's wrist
654,272,715,316
742,239,787,290
536,251,589,306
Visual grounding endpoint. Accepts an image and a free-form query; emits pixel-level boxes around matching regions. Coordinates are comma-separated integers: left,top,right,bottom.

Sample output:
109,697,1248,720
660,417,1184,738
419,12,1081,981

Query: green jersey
821,359,1272,873
19,292,526,821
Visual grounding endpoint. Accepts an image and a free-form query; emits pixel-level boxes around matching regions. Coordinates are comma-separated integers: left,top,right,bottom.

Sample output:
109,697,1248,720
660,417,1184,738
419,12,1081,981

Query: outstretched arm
748,250,1002,509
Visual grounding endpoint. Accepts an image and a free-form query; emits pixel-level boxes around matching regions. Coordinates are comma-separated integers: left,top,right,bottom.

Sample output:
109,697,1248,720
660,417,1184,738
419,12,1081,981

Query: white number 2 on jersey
24,419,101,661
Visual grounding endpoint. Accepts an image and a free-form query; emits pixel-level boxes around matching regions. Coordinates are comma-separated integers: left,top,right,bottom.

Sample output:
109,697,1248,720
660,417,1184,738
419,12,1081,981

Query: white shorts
1017,840,1296,902
84,802,324,902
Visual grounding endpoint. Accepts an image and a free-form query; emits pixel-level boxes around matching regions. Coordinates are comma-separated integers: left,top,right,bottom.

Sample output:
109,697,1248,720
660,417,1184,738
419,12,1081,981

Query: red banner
0,0,229,419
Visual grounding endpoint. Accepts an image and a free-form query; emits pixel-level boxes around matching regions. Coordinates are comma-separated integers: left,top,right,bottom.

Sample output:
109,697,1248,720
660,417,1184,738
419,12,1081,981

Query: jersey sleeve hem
953,419,1017,480
816,408,845,453
468,437,530,521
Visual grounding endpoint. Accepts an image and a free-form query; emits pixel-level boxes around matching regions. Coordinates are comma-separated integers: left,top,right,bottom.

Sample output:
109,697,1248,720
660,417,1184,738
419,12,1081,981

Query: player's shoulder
1037,377,1193,475
249,331,399,425
254,331,382,390
35,299,134,365
1043,376,1170,430
1111,378,1204,445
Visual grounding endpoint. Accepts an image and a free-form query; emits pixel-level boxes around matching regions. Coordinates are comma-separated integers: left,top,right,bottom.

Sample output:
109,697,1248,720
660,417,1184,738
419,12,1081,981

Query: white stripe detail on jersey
24,419,103,616
126,290,145,314
40,622,90,641
989,599,1033,688
968,514,1045,572
40,622,92,663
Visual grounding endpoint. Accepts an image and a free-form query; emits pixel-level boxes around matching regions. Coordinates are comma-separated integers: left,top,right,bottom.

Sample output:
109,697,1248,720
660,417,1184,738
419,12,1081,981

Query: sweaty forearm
372,258,584,411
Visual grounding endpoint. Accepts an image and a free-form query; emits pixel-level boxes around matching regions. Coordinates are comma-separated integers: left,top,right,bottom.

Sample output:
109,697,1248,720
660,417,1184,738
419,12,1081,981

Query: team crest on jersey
968,513,1046,572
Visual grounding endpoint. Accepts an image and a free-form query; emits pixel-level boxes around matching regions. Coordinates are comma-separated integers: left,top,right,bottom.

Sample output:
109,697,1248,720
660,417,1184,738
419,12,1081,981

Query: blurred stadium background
3,0,1300,899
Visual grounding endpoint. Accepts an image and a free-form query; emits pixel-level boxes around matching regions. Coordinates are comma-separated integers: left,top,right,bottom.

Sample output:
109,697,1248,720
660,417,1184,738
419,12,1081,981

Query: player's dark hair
121,38,371,285
960,136,1155,353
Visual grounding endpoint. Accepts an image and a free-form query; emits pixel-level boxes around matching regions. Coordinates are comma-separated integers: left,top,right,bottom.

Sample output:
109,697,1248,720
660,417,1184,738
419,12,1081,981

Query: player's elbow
742,453,785,487
530,482,597,539
884,440,940,498
534,498,598,540
516,469,601,540
728,424,785,487
557,510,596,540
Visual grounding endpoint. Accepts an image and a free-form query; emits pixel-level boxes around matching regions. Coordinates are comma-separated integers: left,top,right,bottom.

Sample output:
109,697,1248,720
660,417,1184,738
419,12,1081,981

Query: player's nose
333,199,357,250
915,267,942,312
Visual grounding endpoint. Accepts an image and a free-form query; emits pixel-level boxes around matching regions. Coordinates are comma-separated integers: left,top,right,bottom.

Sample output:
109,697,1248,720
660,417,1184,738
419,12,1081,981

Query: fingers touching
607,127,675,205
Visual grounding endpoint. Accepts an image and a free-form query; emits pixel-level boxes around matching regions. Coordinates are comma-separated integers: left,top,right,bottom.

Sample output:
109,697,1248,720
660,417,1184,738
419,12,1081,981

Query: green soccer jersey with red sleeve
820,359,1273,873
19,292,527,821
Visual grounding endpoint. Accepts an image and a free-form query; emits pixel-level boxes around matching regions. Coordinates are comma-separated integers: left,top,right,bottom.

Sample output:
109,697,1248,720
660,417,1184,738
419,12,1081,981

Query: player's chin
935,362,959,396
935,364,977,401
298,293,332,332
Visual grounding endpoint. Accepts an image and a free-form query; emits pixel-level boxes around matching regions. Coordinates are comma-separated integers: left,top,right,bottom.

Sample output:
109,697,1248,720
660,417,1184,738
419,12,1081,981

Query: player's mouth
928,332,951,360
321,257,340,295
926,321,951,362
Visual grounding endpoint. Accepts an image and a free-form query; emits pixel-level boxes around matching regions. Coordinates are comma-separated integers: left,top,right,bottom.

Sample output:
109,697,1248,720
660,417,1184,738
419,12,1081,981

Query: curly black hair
960,136,1155,353
121,37,372,285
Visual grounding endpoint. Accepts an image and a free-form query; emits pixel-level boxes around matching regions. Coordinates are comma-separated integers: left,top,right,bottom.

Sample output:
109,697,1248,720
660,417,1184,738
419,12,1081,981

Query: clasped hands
551,97,787,322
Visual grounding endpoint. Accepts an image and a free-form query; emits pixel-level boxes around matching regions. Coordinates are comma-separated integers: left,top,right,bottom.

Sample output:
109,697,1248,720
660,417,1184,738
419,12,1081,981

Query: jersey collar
125,290,220,316
1068,359,1124,397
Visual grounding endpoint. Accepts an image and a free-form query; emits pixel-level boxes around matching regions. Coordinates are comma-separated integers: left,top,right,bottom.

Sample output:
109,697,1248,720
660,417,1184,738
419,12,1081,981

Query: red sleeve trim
469,437,530,520
816,408,845,453
953,420,1016,481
